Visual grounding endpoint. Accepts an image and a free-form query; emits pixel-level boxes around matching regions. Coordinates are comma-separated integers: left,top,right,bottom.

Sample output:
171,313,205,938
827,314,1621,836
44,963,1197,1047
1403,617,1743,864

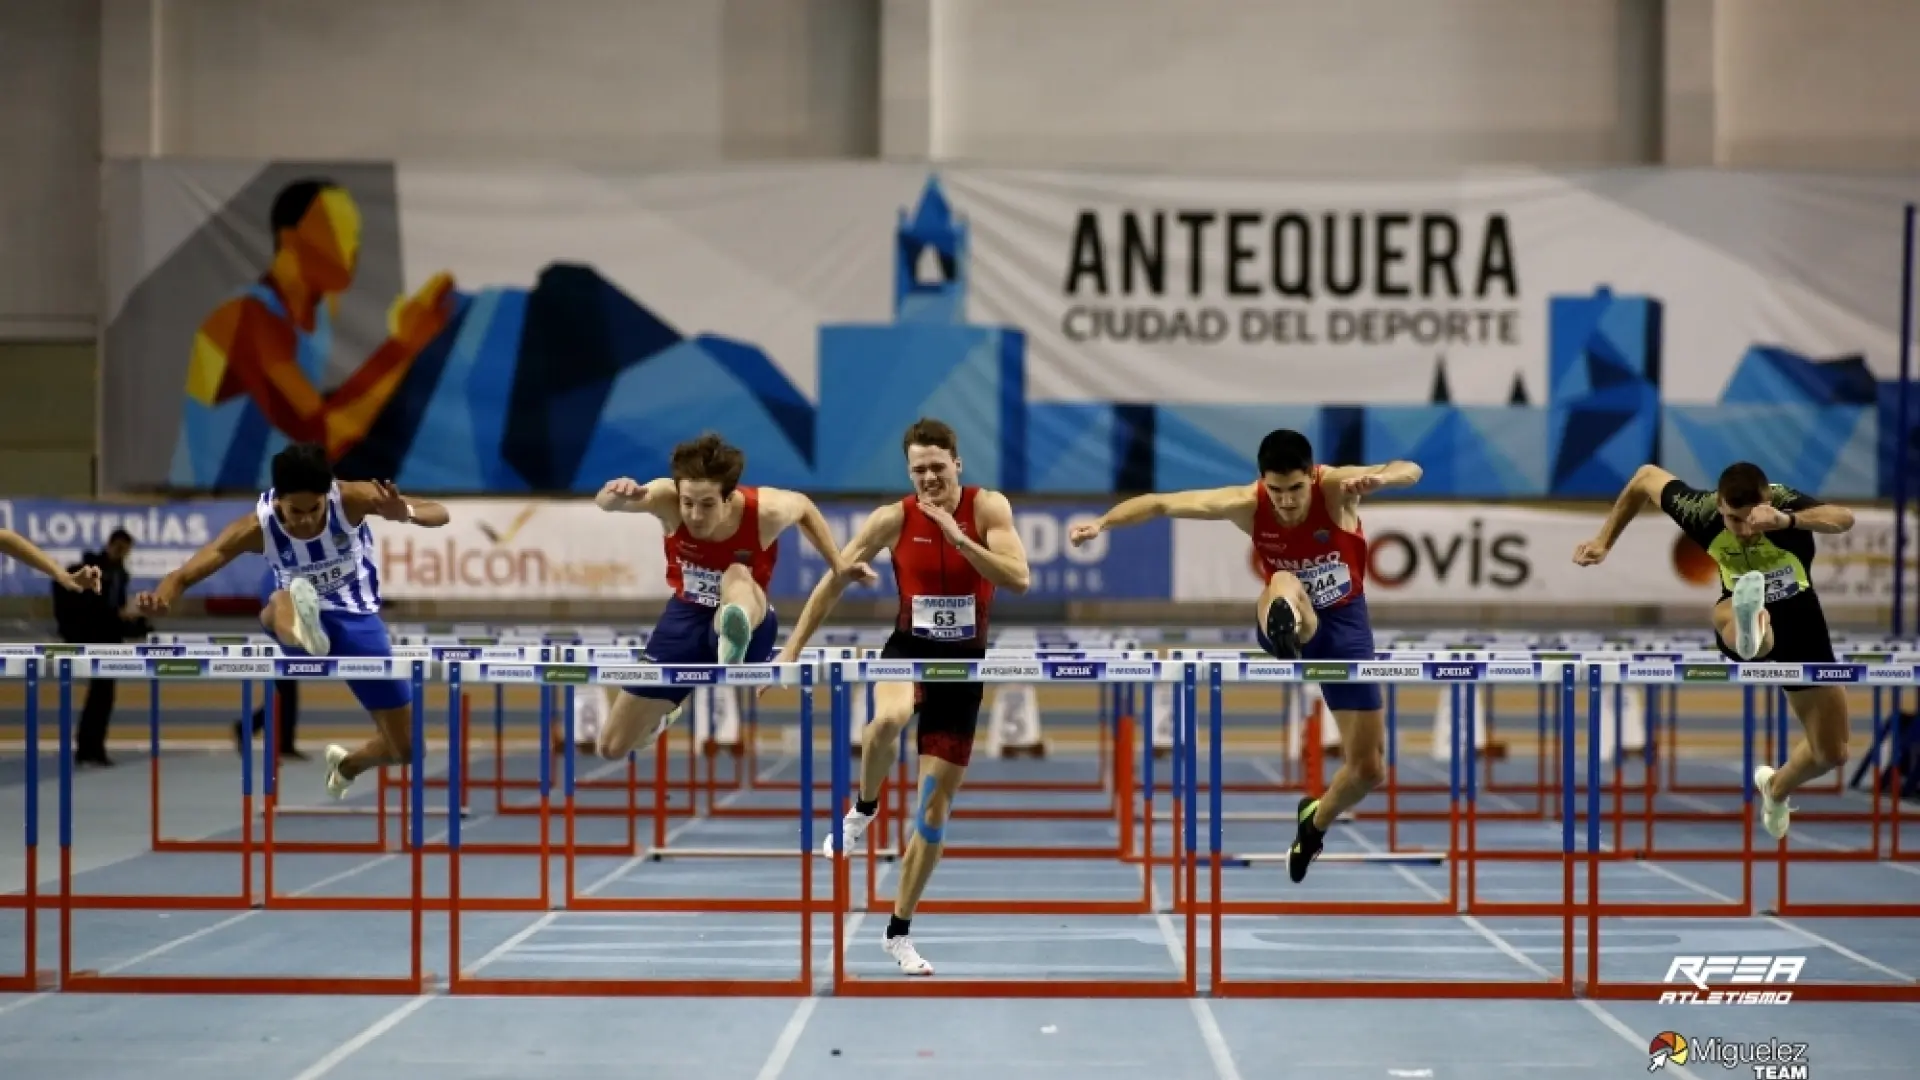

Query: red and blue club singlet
1250,467,1370,611
892,487,995,642
662,485,778,607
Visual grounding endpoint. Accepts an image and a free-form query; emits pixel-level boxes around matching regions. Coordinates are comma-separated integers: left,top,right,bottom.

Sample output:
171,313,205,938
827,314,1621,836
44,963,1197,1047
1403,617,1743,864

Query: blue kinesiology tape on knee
914,773,946,845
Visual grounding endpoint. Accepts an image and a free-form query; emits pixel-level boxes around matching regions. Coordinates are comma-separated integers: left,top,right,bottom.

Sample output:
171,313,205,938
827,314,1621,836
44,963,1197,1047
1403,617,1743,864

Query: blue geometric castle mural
177,174,1916,499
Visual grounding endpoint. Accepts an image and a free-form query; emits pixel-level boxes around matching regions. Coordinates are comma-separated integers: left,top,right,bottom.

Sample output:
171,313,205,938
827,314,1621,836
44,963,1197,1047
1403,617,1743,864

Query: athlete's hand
602,477,644,500
134,584,174,615
367,480,413,522
1339,473,1386,497
56,565,101,594
1068,521,1104,547
1744,504,1792,532
1571,539,1609,567
917,499,967,545
837,561,879,587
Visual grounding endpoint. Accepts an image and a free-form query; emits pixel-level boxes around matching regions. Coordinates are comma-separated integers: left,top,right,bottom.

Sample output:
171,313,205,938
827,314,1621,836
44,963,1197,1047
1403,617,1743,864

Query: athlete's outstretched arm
594,476,676,516
776,503,903,662
757,487,868,582
1072,485,1254,544
1321,460,1424,497
137,513,266,614
0,529,98,593
1763,487,1855,534
342,480,450,527
928,490,1029,593
1577,464,1677,563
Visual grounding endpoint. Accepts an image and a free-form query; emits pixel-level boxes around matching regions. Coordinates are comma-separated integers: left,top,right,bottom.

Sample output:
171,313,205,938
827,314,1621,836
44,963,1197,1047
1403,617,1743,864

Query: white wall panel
148,0,879,162
1715,0,1920,168
934,0,1657,172
0,0,101,336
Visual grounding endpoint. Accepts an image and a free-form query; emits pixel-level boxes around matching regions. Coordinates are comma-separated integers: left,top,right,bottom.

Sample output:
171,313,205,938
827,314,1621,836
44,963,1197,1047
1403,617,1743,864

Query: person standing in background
53,529,148,767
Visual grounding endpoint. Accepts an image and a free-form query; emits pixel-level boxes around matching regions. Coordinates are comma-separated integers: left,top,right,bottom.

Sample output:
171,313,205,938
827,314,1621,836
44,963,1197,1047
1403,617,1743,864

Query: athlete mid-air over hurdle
592,432,872,760
134,442,451,799
1072,429,1423,881
1574,460,1858,840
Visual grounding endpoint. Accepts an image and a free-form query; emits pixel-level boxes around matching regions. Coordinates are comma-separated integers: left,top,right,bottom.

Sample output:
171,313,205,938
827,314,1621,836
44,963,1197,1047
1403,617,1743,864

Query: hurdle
0,656,52,991
837,653,1148,918
826,657,1192,997
50,654,431,995
445,658,822,996
1578,658,1920,1003
1205,657,1578,999
643,647,858,861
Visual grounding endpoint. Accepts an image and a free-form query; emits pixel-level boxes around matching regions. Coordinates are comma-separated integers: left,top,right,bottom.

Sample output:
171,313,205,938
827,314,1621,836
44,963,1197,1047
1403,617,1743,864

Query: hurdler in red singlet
1072,427,1424,886
892,486,997,646
1249,467,1371,613
590,433,868,762
663,484,780,607
770,417,1033,977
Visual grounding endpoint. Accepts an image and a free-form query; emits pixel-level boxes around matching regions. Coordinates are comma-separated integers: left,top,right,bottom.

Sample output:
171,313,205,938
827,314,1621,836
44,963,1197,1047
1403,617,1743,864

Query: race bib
1760,565,1801,602
1298,561,1354,610
680,564,723,607
299,558,358,596
912,595,977,641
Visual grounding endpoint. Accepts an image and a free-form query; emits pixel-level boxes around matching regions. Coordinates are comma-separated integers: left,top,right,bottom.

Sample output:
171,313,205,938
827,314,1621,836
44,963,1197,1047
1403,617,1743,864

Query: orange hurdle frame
1,658,51,992
827,660,1196,998
1208,660,1577,999
1571,664,1920,1004
54,656,430,995
447,662,819,996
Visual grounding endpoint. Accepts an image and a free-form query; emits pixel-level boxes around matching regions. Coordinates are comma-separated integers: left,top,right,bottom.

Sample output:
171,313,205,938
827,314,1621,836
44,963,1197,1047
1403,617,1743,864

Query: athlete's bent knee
720,563,756,588
867,709,911,744
1350,752,1387,790
1810,737,1849,771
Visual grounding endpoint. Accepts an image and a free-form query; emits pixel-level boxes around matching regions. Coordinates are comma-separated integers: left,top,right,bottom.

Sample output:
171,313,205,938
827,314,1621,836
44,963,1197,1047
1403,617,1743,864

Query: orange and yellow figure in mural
168,179,457,489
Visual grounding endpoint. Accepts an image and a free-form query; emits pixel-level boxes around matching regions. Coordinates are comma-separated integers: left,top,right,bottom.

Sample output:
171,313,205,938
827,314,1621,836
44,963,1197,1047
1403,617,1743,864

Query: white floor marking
1141,836,1243,1080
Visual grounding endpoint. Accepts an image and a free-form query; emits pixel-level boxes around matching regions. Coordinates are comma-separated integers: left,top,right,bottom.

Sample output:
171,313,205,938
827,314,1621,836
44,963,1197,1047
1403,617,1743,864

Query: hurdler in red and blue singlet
628,485,781,709
1250,466,1382,714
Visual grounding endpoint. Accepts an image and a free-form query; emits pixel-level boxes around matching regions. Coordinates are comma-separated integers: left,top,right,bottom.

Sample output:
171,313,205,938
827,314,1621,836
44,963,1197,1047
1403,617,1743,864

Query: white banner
107,163,1915,502
1172,505,1917,605
366,500,668,601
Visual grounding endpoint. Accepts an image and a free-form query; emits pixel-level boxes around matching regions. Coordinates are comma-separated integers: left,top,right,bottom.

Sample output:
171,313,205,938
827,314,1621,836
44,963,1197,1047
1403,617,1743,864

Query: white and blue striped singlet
256,484,383,615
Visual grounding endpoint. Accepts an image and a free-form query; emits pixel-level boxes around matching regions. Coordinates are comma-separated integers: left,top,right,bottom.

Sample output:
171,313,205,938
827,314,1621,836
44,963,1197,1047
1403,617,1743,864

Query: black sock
855,797,879,817
886,915,911,939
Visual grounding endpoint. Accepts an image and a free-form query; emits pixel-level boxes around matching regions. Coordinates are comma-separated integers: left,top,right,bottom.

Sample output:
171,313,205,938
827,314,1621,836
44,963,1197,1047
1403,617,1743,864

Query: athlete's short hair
670,433,746,495
902,417,958,458
1716,462,1770,510
1256,429,1314,477
271,443,334,496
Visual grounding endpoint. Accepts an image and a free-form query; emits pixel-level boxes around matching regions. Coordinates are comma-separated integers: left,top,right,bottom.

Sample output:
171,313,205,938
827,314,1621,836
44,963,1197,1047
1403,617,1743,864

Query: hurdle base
1765,902,1920,918
1214,977,1569,999
62,971,428,995
452,975,808,997
996,744,1048,760
834,974,1192,998
0,970,57,992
